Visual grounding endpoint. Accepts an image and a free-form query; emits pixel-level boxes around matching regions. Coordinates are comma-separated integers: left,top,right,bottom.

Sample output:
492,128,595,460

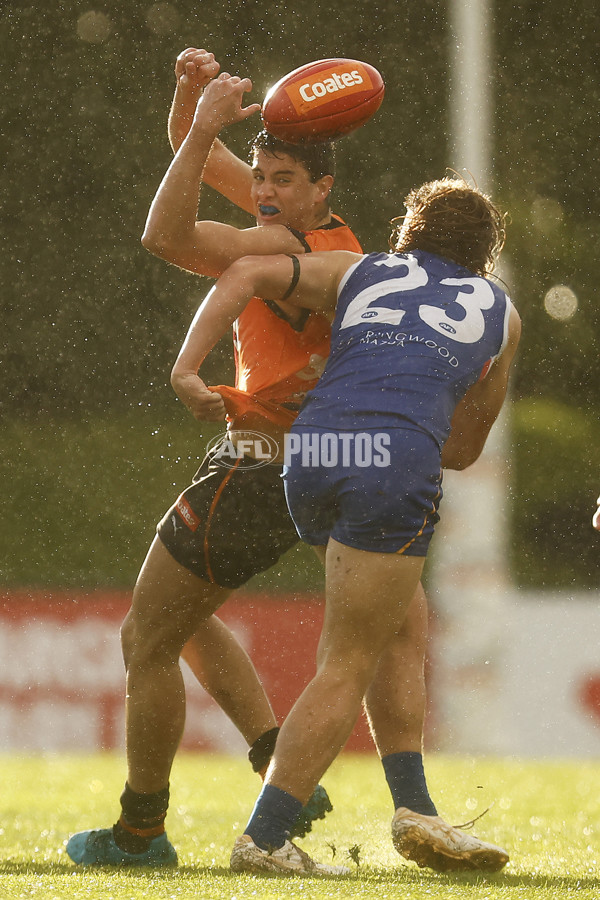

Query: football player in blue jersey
172,174,521,876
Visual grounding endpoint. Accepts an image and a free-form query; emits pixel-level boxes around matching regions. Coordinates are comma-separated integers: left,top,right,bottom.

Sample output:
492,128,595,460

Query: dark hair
249,130,336,182
390,176,506,276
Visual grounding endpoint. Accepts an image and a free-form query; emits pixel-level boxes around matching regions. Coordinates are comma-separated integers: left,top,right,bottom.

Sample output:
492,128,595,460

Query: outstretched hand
194,72,262,131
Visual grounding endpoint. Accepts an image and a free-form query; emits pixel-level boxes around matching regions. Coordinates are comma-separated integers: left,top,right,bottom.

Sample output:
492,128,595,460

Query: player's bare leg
364,582,428,756
231,539,424,874
266,540,424,799
177,543,336,838
365,587,509,873
315,545,435,815
120,537,238,792
364,584,438,820
65,536,239,867
181,590,335,837
313,545,428,757
181,617,277,747
231,540,424,874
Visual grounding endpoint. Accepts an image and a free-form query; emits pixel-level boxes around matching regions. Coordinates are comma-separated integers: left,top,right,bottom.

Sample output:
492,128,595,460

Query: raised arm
144,73,308,277
441,304,522,470
170,252,359,421
144,74,307,277
168,48,220,152
168,48,255,214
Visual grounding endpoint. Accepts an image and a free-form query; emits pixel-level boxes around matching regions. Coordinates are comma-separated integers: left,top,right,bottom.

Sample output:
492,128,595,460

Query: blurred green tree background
1,0,598,589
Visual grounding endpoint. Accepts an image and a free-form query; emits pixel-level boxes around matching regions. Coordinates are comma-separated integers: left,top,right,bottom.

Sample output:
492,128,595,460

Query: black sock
382,752,438,816
113,783,170,854
248,727,280,774
245,783,303,851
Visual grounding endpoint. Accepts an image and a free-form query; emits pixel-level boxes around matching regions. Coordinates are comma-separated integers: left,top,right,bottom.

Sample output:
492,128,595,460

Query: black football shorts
157,440,300,589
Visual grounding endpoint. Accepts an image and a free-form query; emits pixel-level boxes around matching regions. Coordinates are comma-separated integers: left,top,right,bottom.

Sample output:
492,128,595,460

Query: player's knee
120,614,150,671
120,613,179,671
318,642,380,687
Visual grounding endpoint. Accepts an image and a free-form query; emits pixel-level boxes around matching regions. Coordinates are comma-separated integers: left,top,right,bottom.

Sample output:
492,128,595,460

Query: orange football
262,58,385,143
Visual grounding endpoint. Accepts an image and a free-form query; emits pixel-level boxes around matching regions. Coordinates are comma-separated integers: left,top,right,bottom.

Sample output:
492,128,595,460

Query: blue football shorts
283,425,443,556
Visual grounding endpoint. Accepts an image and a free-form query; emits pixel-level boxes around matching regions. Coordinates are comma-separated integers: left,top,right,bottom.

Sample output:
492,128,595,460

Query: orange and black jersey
210,215,362,438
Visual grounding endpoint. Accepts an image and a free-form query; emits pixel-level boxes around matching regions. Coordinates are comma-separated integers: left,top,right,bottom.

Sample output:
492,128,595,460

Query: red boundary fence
0,590,377,753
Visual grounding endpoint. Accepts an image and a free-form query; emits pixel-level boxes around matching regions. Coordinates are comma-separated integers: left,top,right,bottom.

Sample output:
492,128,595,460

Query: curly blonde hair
390,176,506,277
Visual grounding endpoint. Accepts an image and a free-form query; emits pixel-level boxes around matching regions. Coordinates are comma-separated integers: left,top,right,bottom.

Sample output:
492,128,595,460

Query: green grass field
2,752,599,899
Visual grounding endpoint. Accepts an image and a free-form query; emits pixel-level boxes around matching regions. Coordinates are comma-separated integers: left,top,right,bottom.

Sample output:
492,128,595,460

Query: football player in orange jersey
65,50,499,873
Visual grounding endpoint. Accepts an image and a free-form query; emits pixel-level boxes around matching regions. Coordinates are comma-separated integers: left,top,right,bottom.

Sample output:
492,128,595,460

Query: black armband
280,254,301,301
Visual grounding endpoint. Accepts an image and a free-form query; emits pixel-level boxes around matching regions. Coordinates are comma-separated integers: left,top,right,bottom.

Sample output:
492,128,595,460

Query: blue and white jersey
296,250,513,448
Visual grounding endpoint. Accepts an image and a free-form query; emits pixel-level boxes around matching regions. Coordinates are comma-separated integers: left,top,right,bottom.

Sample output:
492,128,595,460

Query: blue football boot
290,784,334,839
66,827,177,867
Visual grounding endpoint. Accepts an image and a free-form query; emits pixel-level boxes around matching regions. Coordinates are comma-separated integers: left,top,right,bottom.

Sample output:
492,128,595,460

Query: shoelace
453,805,491,830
